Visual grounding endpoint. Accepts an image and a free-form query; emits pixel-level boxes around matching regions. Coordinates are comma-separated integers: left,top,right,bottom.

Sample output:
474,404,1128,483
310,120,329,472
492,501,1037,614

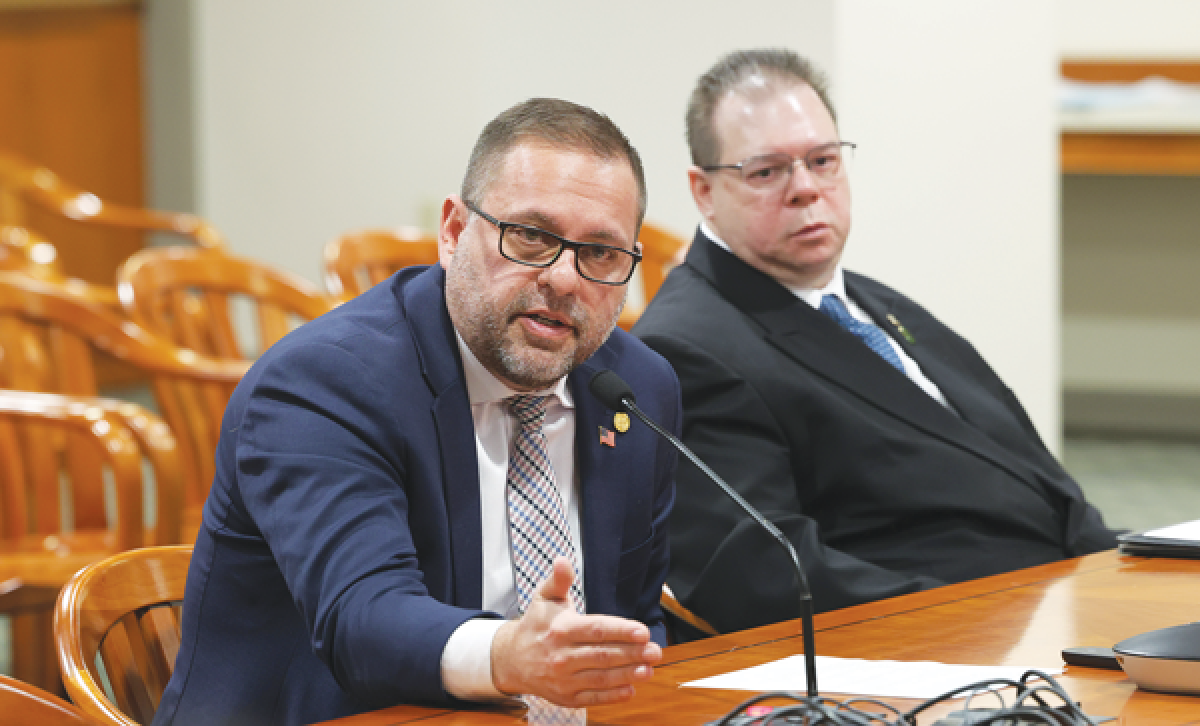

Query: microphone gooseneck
587,369,818,699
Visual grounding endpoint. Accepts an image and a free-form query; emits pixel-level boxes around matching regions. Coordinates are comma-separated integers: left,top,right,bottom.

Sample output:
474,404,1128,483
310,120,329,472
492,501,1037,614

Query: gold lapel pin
613,412,631,433
887,314,915,344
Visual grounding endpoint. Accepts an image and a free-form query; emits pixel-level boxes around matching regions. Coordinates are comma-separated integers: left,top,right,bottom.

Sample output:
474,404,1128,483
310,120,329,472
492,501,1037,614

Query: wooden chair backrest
0,672,101,725
0,225,62,278
0,390,146,552
637,222,687,302
56,546,192,726
617,222,688,331
119,247,334,360
0,150,226,250
0,226,121,309
0,272,250,523
323,226,439,299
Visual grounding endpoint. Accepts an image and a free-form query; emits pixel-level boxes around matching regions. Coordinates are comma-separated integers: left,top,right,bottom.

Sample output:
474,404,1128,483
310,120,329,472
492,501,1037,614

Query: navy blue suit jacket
154,265,679,726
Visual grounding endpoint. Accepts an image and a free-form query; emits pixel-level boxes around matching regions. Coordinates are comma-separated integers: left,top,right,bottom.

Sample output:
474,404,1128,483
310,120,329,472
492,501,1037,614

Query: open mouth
516,311,576,339
526,313,569,328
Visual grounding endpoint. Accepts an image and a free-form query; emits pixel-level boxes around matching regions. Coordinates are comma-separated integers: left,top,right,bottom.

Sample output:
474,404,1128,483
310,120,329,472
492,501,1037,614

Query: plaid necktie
819,294,905,373
506,394,586,614
506,395,588,724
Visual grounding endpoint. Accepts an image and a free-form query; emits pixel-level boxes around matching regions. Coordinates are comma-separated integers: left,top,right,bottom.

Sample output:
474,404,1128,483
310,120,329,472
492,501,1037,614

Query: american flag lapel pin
598,426,616,448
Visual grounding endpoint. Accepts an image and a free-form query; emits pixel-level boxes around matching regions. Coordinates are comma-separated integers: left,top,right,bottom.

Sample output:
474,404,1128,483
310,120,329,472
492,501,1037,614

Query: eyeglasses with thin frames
465,201,642,286
702,141,856,191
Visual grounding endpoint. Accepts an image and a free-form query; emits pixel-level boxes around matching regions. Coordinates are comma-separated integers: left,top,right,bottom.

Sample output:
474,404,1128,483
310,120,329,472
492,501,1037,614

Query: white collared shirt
701,222,952,410
439,333,584,700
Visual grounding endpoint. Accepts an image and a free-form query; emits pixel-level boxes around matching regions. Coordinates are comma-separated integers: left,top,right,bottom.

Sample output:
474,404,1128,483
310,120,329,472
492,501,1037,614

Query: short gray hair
686,48,836,167
461,98,647,228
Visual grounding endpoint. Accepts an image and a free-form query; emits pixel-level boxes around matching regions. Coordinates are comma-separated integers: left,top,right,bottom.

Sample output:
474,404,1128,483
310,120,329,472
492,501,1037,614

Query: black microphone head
589,370,636,412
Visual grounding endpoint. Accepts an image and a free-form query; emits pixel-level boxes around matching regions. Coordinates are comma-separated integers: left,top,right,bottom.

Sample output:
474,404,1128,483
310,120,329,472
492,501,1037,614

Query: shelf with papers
1061,61,1200,175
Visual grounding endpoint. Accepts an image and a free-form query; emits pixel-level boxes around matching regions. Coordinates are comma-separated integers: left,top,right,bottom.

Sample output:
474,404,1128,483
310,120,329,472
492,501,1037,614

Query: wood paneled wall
0,1,144,285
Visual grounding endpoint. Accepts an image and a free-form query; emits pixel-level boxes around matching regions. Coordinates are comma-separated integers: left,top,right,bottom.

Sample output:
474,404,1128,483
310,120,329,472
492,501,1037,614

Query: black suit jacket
633,230,1115,636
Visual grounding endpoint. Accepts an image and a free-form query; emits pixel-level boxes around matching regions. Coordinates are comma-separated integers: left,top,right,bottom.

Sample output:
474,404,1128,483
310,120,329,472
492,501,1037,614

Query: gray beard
446,259,625,391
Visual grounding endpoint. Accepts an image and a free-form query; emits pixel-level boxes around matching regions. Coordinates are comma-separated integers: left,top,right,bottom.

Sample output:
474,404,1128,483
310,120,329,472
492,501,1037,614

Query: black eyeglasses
702,141,856,190
465,201,641,286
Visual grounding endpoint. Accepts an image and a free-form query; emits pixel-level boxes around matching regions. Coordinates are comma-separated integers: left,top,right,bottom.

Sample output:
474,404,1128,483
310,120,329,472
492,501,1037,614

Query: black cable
708,671,1109,726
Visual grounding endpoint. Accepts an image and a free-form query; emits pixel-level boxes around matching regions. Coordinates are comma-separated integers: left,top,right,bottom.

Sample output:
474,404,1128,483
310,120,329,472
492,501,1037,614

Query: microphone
588,369,818,698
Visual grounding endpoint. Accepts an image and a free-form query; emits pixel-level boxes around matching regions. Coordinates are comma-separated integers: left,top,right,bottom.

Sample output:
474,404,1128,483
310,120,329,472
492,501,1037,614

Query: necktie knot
507,394,548,429
819,293,853,323
818,294,906,374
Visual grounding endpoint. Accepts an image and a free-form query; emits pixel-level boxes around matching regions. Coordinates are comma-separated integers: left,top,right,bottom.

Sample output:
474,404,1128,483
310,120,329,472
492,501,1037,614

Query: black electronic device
1061,646,1120,670
588,369,819,699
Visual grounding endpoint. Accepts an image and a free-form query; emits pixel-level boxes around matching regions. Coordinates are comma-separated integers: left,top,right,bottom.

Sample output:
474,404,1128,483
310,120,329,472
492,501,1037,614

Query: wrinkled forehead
712,80,837,155
488,143,641,240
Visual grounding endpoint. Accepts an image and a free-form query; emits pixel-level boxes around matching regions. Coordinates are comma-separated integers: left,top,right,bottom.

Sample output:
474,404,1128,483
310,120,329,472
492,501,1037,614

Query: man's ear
688,166,716,225
438,195,468,268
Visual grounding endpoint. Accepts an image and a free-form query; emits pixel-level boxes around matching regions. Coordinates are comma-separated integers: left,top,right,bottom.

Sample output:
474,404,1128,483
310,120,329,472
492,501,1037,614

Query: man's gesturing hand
491,557,662,707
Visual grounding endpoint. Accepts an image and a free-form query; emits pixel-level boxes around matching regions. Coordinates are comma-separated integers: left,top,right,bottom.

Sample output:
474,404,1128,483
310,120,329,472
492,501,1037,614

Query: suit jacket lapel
402,265,484,609
569,351,630,611
846,276,977,419
686,232,1036,486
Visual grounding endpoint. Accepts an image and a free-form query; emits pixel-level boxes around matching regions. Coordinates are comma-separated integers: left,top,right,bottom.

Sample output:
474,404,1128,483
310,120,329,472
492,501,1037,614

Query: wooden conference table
327,550,1200,725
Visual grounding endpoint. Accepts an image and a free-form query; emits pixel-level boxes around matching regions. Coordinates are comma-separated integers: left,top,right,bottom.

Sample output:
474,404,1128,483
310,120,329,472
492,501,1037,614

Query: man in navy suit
155,98,679,725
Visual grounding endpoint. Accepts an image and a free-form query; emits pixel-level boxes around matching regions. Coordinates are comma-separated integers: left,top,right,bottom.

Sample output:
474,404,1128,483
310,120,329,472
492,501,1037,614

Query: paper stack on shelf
1060,76,1200,133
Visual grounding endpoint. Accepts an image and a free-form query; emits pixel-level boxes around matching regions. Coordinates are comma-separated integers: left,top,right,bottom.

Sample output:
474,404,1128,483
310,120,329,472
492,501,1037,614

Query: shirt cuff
440,617,507,701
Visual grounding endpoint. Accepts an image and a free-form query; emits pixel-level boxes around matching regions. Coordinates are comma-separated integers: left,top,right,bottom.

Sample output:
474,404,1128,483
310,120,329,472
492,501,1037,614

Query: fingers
541,663,656,708
550,612,654,647
547,641,661,675
535,557,576,604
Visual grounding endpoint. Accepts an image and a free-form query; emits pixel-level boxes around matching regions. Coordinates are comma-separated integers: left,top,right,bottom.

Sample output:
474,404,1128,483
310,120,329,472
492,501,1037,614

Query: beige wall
1058,0,1200,59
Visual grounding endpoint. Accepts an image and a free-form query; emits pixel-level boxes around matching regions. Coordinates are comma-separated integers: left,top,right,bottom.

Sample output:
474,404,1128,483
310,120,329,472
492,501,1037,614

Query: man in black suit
633,49,1116,637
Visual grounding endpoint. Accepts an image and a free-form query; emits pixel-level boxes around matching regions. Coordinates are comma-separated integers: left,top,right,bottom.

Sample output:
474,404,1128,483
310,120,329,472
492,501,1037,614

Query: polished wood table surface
326,550,1200,725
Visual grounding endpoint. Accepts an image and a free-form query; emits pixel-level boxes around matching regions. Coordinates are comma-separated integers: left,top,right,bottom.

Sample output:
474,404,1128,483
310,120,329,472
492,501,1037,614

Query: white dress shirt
701,222,952,410
439,333,584,700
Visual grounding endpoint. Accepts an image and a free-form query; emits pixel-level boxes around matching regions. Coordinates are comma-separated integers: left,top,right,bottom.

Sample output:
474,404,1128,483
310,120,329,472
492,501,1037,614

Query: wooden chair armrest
661,584,719,639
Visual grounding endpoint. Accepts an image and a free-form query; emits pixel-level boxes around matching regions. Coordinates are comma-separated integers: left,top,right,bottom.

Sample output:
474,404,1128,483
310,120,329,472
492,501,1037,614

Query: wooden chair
118,247,334,360
617,222,687,331
0,672,102,725
56,545,192,726
0,271,250,540
0,225,121,308
0,389,173,693
0,224,62,280
660,583,718,644
0,150,226,250
323,226,439,300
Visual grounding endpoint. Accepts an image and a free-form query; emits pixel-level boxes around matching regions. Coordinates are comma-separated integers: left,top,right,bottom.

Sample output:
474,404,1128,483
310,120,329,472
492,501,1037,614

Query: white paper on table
682,655,1063,700
1141,519,1200,541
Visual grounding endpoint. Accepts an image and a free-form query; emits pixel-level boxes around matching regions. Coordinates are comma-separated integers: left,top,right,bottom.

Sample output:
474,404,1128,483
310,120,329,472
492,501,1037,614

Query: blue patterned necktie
819,294,905,373
506,394,586,614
